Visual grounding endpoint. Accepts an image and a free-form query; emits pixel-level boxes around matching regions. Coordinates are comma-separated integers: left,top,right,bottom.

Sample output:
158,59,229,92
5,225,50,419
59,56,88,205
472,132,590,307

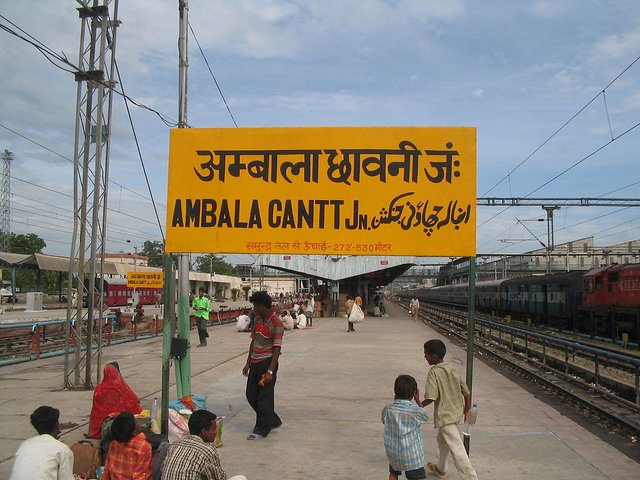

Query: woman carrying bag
348,294,364,332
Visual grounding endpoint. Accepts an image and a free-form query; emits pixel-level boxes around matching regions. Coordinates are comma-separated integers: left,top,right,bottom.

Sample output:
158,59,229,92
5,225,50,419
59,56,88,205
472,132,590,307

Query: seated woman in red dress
89,363,142,439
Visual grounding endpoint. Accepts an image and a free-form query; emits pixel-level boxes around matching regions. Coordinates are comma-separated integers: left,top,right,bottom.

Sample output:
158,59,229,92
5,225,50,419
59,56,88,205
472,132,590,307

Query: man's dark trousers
246,358,282,437
195,317,208,346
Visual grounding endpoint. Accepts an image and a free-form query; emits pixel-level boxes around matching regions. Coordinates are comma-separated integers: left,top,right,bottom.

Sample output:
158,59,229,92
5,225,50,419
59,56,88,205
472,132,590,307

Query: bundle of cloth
236,314,252,332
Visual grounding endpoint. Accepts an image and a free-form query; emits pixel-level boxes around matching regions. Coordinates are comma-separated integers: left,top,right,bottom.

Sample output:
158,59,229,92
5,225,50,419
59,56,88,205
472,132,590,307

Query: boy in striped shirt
382,375,429,480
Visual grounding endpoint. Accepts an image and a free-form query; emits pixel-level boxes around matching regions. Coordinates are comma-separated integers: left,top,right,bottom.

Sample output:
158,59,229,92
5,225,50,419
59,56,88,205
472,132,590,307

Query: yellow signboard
127,271,164,289
166,126,476,256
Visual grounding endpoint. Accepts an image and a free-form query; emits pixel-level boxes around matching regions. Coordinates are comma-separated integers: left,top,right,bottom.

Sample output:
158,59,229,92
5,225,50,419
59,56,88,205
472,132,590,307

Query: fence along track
397,299,640,438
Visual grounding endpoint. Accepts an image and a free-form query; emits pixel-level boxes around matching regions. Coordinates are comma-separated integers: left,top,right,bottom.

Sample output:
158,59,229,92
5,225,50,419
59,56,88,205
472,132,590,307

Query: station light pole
542,206,560,273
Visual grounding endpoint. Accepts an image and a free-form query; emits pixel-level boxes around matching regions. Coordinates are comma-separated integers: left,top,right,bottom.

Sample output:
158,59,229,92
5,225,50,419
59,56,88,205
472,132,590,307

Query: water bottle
151,397,159,420
465,402,478,430
150,397,160,434
463,402,477,454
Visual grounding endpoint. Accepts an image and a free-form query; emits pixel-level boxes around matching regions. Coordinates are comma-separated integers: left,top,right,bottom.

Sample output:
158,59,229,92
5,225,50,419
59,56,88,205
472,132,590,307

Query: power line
525,121,640,197
188,21,238,127
114,60,165,243
8,173,161,229
0,123,166,209
0,15,179,128
482,53,640,197
478,120,640,229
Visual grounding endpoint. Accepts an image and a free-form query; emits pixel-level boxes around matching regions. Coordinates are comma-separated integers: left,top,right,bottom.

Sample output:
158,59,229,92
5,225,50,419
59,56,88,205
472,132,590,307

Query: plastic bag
348,304,364,323
168,408,189,443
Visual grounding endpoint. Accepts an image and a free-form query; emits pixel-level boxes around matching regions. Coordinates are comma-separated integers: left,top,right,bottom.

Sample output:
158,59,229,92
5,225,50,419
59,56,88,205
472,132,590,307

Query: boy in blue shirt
382,375,429,480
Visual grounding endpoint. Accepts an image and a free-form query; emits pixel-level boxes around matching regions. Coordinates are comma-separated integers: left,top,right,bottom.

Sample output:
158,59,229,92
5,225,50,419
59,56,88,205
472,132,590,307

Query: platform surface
0,301,638,479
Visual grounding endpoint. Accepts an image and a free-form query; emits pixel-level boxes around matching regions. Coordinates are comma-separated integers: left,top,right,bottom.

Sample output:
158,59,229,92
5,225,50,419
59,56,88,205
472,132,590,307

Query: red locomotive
581,263,640,340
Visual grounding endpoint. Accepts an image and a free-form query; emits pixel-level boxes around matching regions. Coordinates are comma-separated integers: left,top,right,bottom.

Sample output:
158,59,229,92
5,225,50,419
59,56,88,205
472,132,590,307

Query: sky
0,0,639,267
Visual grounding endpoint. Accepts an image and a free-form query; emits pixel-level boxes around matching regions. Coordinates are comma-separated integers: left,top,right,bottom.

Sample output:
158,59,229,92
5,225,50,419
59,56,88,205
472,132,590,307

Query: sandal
427,463,446,478
247,433,264,440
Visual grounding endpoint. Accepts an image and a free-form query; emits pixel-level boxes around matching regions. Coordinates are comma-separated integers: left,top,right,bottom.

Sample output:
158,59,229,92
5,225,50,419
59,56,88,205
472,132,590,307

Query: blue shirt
381,399,429,471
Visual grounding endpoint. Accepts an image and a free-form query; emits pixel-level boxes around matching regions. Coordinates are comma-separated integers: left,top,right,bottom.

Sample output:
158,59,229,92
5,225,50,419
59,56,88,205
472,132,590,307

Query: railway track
397,299,640,440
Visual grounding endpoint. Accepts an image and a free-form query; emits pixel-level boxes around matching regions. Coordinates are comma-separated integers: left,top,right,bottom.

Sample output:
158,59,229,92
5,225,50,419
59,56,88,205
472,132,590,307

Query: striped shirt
381,399,429,472
103,432,152,480
161,435,226,480
250,311,284,363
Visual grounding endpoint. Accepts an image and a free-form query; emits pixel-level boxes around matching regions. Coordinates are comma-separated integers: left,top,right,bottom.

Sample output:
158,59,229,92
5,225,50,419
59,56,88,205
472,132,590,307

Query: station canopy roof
0,251,120,275
260,254,418,287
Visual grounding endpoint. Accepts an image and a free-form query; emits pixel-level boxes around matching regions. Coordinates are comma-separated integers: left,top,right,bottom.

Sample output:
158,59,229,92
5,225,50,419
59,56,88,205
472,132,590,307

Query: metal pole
465,256,476,454
175,0,191,397
543,206,559,274
466,256,476,392
161,253,174,435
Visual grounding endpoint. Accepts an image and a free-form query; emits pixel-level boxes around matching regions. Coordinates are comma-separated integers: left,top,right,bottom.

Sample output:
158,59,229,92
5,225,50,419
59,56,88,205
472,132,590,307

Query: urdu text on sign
166,126,476,256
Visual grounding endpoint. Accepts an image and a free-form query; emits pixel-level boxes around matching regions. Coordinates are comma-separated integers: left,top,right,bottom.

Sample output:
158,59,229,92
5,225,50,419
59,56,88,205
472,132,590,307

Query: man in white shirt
10,406,75,480
410,297,420,321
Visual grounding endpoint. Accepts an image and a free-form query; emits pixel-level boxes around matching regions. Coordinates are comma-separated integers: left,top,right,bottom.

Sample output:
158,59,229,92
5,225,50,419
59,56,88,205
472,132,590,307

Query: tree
140,240,164,267
10,233,46,254
194,254,235,276
242,285,251,300
4,233,52,293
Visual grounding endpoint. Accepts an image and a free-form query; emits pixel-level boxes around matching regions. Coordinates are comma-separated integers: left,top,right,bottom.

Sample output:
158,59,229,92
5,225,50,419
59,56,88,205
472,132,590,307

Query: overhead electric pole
64,0,120,389
0,149,12,252
175,0,192,398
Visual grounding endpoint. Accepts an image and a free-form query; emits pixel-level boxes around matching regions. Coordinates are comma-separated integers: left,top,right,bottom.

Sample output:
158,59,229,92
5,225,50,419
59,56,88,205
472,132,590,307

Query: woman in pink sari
88,363,142,439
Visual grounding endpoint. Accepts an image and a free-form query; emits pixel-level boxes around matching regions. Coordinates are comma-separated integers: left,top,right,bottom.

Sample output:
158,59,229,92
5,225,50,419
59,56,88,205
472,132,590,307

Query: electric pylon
0,150,12,252
63,0,120,389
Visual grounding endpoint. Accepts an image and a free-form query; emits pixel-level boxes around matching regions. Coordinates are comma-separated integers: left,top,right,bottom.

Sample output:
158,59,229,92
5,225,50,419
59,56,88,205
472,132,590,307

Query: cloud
527,0,574,18
2,0,640,259
591,25,640,62
257,91,373,112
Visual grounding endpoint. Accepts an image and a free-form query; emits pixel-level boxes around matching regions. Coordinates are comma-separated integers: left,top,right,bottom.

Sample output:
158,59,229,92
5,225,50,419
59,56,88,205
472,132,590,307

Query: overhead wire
8,173,161,229
114,60,166,243
478,119,640,230
482,53,640,197
188,21,238,127
0,123,166,208
0,15,180,128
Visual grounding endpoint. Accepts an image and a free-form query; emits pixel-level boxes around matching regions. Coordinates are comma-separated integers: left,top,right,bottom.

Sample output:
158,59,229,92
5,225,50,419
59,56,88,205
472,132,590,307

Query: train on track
86,277,162,307
399,263,640,343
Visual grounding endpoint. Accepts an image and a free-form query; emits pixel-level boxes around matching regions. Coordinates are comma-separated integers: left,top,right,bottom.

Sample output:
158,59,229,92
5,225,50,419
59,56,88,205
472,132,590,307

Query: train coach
400,263,640,343
85,277,162,307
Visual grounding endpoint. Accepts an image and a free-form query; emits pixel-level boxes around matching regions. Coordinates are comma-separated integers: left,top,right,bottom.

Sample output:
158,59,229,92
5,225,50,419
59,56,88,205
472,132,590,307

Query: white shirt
10,434,75,480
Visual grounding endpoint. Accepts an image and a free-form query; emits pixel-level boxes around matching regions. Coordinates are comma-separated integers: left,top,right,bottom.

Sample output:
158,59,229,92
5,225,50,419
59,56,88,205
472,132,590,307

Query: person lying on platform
10,406,75,480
